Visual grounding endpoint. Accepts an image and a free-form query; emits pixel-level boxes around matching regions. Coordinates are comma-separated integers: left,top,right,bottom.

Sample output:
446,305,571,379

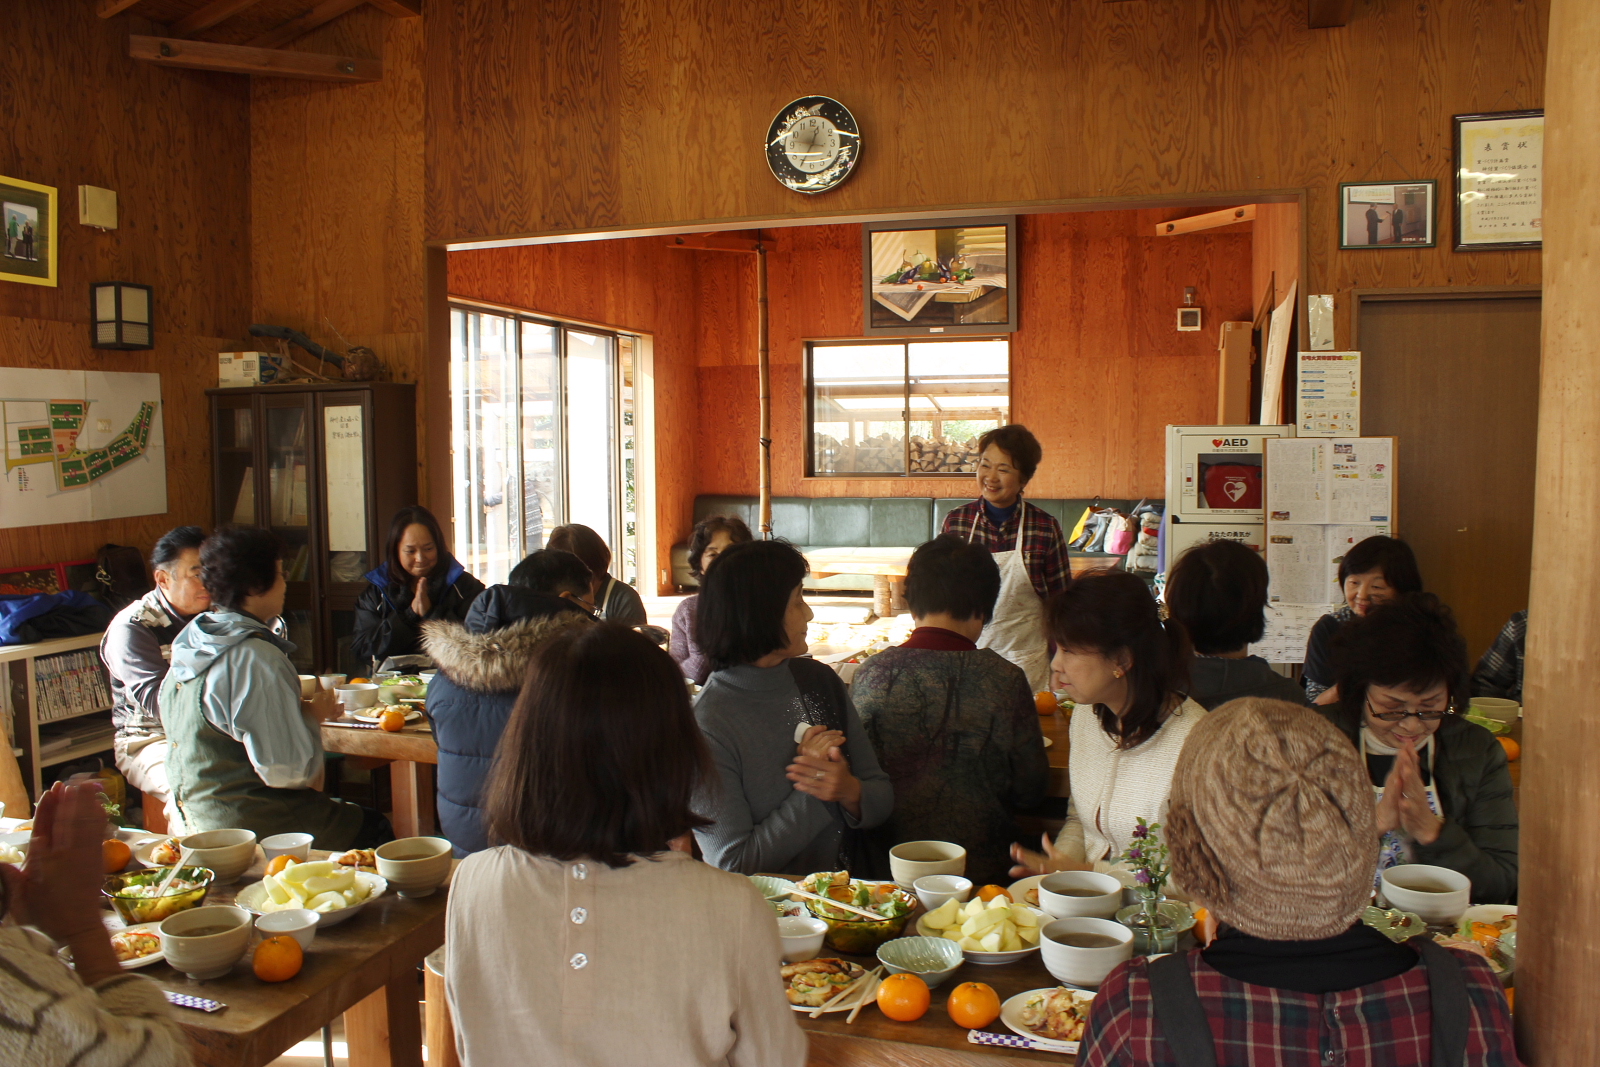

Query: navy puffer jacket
421,610,595,856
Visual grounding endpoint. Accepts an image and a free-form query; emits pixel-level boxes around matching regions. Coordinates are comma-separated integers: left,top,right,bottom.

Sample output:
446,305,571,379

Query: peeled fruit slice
281,860,336,885
263,874,293,905
979,931,1002,953
962,899,987,920
942,929,965,942
924,899,960,929
302,869,355,896
307,891,347,913
1012,907,1038,928
958,936,985,952
1001,927,1023,952
1019,926,1041,945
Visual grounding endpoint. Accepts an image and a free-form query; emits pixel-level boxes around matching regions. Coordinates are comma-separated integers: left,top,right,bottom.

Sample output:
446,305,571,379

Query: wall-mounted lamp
1176,286,1203,332
91,282,154,350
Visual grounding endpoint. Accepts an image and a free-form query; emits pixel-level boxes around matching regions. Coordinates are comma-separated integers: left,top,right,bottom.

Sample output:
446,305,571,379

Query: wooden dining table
146,851,448,1067
321,717,440,839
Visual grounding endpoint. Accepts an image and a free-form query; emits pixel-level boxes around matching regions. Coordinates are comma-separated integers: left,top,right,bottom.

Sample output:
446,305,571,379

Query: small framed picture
1339,180,1437,249
0,175,57,287
1454,110,1543,251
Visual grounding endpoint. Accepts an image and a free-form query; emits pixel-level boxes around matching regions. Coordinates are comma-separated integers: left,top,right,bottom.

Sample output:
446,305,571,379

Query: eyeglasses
1365,696,1456,723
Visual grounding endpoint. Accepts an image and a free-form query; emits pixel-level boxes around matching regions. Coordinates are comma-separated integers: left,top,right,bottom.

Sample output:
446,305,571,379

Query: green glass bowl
103,866,214,925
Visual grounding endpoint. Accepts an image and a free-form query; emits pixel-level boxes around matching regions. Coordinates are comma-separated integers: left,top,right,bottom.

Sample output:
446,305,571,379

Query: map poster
1455,110,1543,250
1,368,166,530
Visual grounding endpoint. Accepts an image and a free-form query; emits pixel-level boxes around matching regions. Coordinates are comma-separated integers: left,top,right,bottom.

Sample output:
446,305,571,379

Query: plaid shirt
1472,610,1526,703
1079,949,1520,1067
940,499,1070,600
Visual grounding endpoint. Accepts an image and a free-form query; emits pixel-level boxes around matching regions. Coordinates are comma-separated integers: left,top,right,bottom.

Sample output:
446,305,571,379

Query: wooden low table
321,718,440,838
149,851,448,1067
805,548,913,617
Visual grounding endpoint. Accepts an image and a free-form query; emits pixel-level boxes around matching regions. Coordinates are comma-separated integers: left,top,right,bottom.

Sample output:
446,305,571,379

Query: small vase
1116,896,1194,954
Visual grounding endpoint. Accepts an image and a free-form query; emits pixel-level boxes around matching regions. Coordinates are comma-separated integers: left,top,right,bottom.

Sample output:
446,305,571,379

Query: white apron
968,500,1051,692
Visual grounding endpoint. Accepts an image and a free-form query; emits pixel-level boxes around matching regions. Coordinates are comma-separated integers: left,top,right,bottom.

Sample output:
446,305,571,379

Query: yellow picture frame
0,175,58,288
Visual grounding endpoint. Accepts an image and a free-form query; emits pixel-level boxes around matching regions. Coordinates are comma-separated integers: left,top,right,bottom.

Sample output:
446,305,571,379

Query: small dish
260,832,314,865
777,915,828,963
877,935,963,988
349,706,422,723
59,923,166,971
375,836,453,898
1000,987,1095,1052
177,828,258,885
1363,905,1428,943
0,830,30,866
335,682,380,710
788,971,881,1013
913,874,973,913
256,908,320,950
748,875,797,901
160,905,253,980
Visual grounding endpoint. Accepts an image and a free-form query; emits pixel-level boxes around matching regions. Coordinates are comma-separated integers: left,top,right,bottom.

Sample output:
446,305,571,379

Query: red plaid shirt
940,499,1070,601
1080,949,1521,1067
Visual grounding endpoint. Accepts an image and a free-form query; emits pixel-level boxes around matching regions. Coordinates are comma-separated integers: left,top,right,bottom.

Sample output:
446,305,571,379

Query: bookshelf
0,631,116,801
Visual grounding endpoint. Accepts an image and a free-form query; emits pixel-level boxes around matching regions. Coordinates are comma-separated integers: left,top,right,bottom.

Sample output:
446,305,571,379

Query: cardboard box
218,352,263,388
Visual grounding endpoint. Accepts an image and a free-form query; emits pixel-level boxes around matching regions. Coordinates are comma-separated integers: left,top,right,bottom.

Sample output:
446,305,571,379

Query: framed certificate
1454,110,1543,251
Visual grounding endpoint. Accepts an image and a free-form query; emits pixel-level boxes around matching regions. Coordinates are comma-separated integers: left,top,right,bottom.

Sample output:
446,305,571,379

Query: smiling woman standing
351,506,485,672
939,425,1069,692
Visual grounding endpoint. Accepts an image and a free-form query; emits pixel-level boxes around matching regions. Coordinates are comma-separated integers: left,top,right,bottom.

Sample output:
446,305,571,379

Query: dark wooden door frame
1351,285,1542,345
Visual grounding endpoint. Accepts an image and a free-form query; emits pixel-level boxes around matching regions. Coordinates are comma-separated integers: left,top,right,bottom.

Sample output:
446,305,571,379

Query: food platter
349,706,423,723
999,987,1095,1051
59,922,165,971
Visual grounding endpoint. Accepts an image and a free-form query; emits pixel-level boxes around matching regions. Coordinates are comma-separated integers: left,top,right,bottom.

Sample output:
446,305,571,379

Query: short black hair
687,515,754,579
384,506,449,587
695,540,808,670
151,526,205,570
1332,593,1469,723
508,549,591,597
200,525,283,610
904,535,1002,623
1336,535,1423,593
1165,540,1270,655
976,424,1043,484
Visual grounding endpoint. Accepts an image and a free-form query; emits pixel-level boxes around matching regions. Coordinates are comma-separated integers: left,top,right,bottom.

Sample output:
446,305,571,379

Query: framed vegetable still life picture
0,176,57,287
1339,181,1437,250
1455,110,1543,251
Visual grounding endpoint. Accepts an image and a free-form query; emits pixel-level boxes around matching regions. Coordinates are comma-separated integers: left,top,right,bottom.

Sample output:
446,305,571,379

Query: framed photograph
1339,181,1436,249
0,175,56,287
862,215,1017,335
1454,110,1543,251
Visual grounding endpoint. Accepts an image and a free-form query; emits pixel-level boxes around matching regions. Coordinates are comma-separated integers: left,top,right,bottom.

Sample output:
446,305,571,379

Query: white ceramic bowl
1468,697,1520,723
335,682,380,709
1040,917,1134,988
877,935,964,988
375,836,453,898
318,673,348,691
0,830,30,864
255,908,319,950
160,905,254,980
1038,871,1124,920
297,675,319,698
777,915,828,963
749,875,797,901
887,840,966,888
1381,864,1471,925
235,870,387,928
178,828,258,885
918,903,1046,965
260,832,313,865
914,874,973,913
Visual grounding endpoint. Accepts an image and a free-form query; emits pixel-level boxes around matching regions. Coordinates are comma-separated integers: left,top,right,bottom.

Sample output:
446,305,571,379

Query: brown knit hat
1166,697,1377,941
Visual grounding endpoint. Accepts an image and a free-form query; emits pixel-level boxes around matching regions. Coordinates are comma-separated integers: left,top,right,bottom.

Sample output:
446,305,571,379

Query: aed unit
1165,424,1294,523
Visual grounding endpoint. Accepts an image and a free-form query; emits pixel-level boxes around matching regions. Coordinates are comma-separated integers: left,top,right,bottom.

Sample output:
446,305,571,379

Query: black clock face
766,96,860,195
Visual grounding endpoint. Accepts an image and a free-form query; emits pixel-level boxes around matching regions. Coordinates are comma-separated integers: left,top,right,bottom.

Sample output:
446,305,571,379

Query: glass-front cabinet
208,383,418,675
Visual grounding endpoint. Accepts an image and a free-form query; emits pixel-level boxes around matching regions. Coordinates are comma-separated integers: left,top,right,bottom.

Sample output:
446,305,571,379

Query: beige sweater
0,925,192,1067
446,847,807,1067
1056,698,1208,868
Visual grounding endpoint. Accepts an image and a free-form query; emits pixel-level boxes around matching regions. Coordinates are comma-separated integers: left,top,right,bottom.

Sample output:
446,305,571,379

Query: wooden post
1516,2,1600,1061
756,240,772,538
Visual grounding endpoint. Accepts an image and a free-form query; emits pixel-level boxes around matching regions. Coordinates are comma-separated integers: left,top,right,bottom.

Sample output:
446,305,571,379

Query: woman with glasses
1320,593,1518,903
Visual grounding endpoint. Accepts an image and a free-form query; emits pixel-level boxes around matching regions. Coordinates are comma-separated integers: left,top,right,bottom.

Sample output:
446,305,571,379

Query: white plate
1006,874,1047,908
235,870,388,927
349,707,422,723
60,922,166,971
999,987,1094,1052
133,838,183,868
916,903,1045,964
789,972,880,1013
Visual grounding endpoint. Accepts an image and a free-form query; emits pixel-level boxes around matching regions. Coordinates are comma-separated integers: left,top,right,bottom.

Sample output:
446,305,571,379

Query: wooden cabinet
208,383,417,675
2,631,115,803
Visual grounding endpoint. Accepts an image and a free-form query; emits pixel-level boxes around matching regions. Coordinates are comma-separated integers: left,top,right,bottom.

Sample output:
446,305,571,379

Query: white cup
1040,916,1134,988
1381,864,1471,925
887,840,967,889
1039,870,1125,920
318,673,348,691
260,832,314,866
777,915,828,963
913,874,973,912
256,908,319,950
334,682,380,710
1469,697,1520,723
297,675,319,698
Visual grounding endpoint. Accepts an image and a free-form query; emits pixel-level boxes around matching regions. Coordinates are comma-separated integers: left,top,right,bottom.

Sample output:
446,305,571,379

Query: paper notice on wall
1265,438,1327,524
1259,279,1297,424
1250,602,1326,664
1325,523,1392,590
324,405,367,552
1297,351,1361,437
1326,437,1393,524
1266,524,1335,607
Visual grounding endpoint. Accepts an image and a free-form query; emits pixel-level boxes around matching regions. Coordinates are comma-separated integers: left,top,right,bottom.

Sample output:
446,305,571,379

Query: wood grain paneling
0,0,249,571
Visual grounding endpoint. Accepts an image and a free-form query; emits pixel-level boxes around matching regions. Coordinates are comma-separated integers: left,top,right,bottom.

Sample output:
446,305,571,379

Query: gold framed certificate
1455,110,1543,251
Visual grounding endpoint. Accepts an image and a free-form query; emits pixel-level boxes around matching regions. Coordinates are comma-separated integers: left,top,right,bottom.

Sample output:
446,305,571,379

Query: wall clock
766,96,860,195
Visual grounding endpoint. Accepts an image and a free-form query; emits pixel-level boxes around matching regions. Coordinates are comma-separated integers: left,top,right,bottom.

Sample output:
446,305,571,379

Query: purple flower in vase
1132,823,1150,840
1135,869,1152,886
1128,848,1144,862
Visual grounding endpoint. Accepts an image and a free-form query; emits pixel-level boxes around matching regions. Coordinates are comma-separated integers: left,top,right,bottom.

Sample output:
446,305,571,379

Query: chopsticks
786,887,887,922
809,966,881,1019
845,966,885,1023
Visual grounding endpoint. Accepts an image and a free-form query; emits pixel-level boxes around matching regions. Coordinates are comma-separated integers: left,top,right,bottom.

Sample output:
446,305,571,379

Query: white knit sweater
0,925,191,1067
1055,698,1208,868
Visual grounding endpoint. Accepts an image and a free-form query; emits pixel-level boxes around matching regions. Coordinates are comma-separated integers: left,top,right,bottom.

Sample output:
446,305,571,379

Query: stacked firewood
909,435,980,474
814,433,982,474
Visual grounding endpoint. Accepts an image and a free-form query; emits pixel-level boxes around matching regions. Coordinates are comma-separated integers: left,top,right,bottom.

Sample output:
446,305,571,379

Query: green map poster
1,369,165,529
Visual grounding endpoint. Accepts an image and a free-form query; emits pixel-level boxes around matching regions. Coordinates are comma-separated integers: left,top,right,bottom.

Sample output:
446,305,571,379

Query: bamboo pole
756,238,772,538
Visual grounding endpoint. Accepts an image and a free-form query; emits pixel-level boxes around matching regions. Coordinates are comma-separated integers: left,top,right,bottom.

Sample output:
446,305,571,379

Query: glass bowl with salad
378,675,428,704
799,870,915,954
103,866,214,924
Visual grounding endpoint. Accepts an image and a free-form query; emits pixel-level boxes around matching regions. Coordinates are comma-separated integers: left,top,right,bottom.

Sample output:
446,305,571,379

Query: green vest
161,640,363,850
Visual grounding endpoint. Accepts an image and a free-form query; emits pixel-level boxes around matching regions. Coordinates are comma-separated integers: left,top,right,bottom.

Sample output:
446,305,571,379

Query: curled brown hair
1047,570,1190,749
483,623,712,867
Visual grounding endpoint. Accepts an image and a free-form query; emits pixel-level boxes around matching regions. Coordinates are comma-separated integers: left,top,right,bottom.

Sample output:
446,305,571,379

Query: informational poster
1456,111,1543,249
1,368,165,530
1266,437,1394,526
1259,280,1297,424
1297,352,1361,437
1250,602,1327,664
1263,438,1325,524
1266,525,1331,606
323,405,366,552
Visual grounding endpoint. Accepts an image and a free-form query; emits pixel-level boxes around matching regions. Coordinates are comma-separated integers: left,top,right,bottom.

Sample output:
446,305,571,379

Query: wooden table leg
424,951,460,1067
387,760,435,838
345,978,424,1067
889,578,908,615
872,574,895,617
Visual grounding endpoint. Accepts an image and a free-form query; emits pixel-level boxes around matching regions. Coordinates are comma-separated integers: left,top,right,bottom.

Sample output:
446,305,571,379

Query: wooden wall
0,0,250,571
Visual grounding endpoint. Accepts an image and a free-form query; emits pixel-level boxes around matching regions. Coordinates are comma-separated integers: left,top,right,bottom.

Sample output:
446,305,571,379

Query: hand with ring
787,747,863,818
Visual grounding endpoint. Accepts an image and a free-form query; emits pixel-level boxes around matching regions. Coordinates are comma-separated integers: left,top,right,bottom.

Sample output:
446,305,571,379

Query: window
451,306,637,585
808,338,1010,476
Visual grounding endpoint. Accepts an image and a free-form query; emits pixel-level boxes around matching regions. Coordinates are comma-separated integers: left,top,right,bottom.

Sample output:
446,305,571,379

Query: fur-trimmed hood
422,611,594,693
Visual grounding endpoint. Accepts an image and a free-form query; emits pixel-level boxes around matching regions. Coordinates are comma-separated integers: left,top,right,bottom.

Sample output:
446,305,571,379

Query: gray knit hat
1166,698,1377,942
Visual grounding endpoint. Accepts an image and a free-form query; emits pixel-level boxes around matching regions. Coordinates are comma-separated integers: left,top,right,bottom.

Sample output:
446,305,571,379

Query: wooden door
1356,291,1541,659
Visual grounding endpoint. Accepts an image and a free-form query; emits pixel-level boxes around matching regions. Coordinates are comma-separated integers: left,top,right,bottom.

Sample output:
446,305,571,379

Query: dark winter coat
350,560,485,669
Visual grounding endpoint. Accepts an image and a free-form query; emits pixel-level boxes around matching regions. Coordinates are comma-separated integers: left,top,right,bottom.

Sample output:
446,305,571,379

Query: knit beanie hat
1166,697,1377,942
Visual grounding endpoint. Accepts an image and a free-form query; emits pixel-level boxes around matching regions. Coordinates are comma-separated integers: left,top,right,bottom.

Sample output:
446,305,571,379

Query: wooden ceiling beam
365,0,421,15
1154,205,1257,236
1308,0,1356,28
97,0,145,17
247,0,368,49
170,0,267,36
129,35,380,82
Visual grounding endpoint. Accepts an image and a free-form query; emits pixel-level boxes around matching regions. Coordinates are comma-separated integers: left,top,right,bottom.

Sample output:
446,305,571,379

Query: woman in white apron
939,425,1069,693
